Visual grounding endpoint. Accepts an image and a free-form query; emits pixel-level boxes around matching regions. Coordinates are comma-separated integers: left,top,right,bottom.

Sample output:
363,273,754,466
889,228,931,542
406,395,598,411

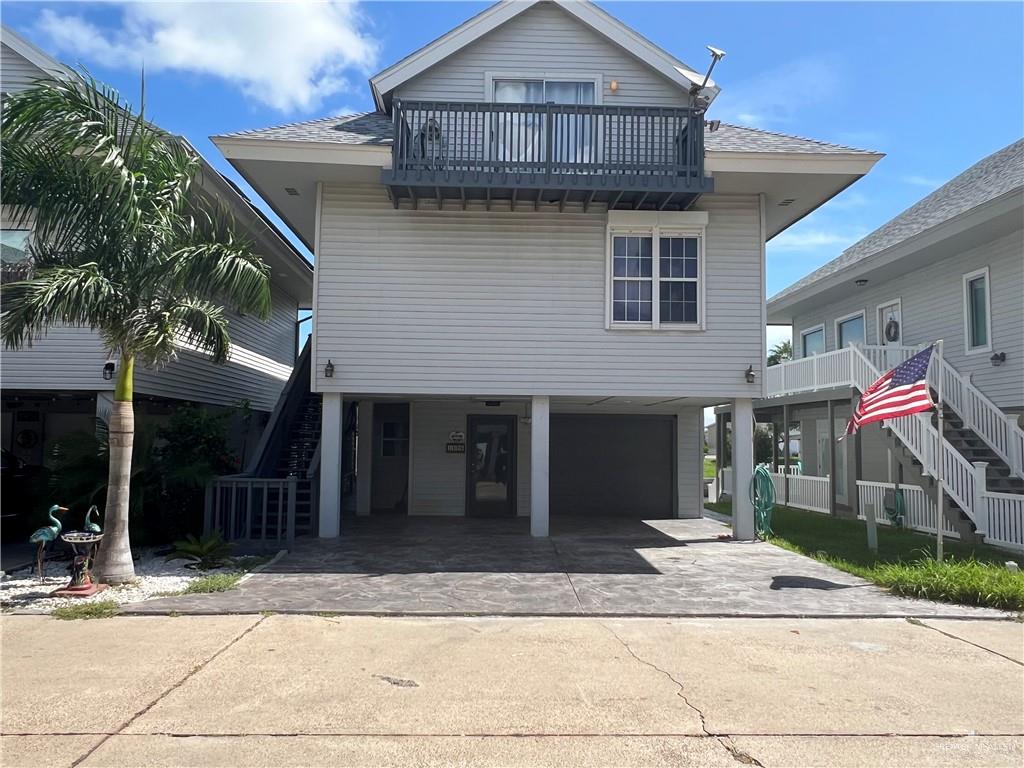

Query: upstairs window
801,325,825,357
963,267,991,353
606,212,706,330
835,311,866,349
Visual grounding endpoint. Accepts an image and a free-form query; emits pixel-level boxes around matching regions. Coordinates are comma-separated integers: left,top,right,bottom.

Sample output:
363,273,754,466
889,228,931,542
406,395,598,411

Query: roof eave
766,187,1024,322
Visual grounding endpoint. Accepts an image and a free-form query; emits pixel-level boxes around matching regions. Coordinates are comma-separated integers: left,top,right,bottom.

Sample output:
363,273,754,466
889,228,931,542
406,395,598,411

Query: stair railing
927,354,1024,480
847,345,982,531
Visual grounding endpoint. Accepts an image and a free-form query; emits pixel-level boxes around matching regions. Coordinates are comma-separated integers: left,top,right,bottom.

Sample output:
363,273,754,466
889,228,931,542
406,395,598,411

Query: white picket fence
781,473,831,514
856,480,959,539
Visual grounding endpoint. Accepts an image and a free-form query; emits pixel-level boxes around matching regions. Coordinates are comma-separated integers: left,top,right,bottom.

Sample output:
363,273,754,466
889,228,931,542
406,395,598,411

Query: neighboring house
210,0,881,541
0,26,314,470
715,139,1024,551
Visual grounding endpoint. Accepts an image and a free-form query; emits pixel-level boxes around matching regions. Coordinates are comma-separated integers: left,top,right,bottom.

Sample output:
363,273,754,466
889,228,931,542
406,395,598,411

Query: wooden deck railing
384,99,709,191
204,476,299,547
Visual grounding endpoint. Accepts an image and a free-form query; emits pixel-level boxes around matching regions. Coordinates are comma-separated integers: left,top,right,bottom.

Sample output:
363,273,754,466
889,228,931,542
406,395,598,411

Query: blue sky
6,0,1023,343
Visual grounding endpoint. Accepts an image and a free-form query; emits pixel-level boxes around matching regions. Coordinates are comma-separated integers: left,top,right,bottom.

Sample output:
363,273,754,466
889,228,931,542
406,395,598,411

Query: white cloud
35,1,379,113
901,175,942,189
768,228,866,253
710,56,841,128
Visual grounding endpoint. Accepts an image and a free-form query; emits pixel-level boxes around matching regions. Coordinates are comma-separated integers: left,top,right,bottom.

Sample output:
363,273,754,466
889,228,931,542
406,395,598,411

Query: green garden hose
883,487,906,528
749,463,775,538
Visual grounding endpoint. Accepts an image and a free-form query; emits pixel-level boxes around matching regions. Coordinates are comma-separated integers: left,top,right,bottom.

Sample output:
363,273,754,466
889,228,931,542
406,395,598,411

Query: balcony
381,100,713,210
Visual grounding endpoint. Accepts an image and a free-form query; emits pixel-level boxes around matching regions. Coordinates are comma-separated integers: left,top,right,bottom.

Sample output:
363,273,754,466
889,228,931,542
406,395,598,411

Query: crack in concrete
907,618,1024,667
68,614,268,768
601,624,712,737
717,735,765,766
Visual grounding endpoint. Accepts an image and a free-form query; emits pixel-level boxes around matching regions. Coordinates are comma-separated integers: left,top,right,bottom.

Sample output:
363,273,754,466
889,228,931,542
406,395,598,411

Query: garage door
550,415,674,518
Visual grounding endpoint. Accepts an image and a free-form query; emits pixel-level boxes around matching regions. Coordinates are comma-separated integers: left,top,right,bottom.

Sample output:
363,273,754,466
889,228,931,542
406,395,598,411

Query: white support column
676,407,703,518
356,400,374,517
530,395,550,537
319,392,344,538
732,398,755,540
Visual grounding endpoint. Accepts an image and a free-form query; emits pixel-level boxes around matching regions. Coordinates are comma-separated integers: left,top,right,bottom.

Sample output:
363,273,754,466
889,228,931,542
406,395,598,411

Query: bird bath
52,531,108,598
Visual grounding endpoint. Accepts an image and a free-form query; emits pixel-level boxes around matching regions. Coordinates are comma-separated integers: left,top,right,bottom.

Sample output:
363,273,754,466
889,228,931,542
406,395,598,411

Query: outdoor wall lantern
325,360,335,377
745,365,756,383
990,352,1006,367
102,360,116,381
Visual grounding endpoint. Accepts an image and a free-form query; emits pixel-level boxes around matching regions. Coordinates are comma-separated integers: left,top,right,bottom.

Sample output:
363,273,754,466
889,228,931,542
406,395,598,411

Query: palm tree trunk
93,354,136,584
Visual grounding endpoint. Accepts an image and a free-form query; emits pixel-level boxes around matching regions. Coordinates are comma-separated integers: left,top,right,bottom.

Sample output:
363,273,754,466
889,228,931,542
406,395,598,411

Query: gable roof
368,0,718,111
769,139,1024,307
216,112,874,159
1,24,72,82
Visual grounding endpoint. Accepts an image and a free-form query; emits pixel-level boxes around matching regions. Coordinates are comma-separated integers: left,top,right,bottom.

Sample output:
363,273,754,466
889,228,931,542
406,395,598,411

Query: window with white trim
801,325,825,357
835,311,865,349
963,267,991,352
608,222,704,329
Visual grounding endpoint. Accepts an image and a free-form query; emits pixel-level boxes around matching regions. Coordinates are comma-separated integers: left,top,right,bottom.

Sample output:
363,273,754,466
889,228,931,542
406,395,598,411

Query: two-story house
716,139,1024,552
210,0,881,543
0,26,314,470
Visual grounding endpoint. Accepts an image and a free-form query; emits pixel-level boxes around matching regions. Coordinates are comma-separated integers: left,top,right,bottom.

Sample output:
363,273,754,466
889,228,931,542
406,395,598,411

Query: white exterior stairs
764,344,1024,551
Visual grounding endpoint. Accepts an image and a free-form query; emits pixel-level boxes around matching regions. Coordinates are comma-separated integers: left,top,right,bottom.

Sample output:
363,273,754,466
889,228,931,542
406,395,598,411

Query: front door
466,415,516,517
878,301,902,346
371,403,409,514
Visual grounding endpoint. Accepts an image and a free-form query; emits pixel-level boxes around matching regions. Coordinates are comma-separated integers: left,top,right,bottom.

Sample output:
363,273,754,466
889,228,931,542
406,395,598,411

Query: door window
467,416,516,516
878,302,902,346
964,269,990,351
492,79,595,165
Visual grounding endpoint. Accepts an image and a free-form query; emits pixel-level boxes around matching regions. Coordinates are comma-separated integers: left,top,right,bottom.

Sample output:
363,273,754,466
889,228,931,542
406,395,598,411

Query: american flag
846,345,935,436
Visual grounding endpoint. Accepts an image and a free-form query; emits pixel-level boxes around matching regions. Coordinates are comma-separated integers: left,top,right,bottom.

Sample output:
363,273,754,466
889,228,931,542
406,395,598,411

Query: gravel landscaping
0,549,269,614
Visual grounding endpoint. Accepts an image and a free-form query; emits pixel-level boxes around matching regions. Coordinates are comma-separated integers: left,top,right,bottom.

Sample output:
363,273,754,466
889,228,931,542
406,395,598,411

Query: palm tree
1,74,271,584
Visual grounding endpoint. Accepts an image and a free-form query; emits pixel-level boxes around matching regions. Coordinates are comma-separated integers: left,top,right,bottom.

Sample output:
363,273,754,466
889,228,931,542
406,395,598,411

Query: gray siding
2,286,299,412
315,184,764,398
133,285,299,412
791,227,1024,410
397,2,687,107
406,400,702,518
0,42,48,93
410,399,531,517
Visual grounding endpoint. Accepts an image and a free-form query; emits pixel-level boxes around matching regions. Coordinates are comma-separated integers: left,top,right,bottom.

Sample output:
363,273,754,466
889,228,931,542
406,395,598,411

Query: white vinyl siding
791,227,1024,410
396,2,687,107
314,184,764,398
0,42,48,93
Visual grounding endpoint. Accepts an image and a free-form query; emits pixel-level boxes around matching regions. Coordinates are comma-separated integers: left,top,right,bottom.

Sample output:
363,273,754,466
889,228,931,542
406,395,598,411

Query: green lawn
703,457,716,479
704,500,1024,611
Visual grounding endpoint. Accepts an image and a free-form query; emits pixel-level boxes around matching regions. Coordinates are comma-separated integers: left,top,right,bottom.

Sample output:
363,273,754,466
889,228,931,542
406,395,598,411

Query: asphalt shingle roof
216,113,874,155
770,139,1024,305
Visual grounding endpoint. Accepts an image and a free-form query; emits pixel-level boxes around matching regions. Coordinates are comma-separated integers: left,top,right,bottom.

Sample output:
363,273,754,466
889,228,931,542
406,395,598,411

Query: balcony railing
382,99,712,209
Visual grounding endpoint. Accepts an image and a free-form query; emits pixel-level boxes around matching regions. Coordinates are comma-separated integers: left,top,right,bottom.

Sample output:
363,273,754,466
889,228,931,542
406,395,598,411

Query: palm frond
166,299,232,364
1,264,125,349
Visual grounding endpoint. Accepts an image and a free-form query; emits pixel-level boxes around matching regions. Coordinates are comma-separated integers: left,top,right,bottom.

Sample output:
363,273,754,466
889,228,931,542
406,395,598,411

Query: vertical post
782,404,791,505
286,476,297,546
854,396,863,521
319,392,344,538
934,341,945,561
732,398,755,540
356,400,374,517
971,461,989,535
771,420,780,473
203,483,213,536
714,412,724,503
530,395,550,537
676,408,701,519
827,399,837,517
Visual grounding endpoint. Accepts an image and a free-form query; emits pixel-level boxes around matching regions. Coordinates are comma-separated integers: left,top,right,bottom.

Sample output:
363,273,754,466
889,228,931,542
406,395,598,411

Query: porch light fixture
990,352,1006,367
745,365,756,384
485,400,501,407
102,360,116,381
325,360,335,378
855,279,869,287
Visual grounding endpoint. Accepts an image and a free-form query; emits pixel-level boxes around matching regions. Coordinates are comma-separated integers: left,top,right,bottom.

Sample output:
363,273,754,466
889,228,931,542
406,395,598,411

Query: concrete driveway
2,614,1022,767
125,516,1005,618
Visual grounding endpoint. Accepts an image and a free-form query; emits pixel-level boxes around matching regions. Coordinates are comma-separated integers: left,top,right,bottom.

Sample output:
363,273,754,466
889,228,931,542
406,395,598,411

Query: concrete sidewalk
2,614,1022,767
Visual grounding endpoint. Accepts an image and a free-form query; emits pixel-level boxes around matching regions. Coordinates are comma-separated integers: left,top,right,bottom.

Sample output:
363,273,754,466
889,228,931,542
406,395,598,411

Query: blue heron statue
83,505,102,534
29,505,67,579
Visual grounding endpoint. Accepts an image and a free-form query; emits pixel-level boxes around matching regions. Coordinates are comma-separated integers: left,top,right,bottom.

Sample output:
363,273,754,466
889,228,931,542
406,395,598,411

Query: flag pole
934,339,944,562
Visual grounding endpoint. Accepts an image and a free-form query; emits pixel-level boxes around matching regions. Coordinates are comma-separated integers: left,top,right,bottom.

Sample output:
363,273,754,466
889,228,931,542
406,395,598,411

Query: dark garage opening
550,414,675,518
